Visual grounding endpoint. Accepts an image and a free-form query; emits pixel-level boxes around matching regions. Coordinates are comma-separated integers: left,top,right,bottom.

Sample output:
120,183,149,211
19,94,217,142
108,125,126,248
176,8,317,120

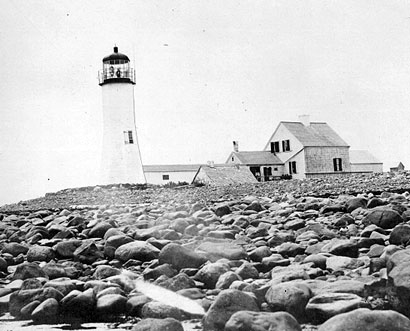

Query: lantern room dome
103,46,130,63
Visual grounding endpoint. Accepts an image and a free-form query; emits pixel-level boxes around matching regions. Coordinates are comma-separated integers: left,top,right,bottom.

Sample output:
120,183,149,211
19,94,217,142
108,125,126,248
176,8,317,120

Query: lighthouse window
124,131,134,144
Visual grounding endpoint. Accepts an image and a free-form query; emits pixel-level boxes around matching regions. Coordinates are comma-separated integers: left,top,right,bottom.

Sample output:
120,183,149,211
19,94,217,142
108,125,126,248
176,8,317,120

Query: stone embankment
1,172,410,330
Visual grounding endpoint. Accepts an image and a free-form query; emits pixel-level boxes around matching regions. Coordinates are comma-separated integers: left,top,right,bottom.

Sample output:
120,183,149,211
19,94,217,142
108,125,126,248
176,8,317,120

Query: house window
289,161,297,174
271,141,280,153
274,167,278,171
124,131,134,144
162,174,169,180
282,140,290,152
232,156,234,162
333,158,343,172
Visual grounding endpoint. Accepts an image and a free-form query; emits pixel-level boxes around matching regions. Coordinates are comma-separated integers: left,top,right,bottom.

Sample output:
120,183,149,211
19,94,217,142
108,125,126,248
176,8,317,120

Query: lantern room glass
99,59,135,84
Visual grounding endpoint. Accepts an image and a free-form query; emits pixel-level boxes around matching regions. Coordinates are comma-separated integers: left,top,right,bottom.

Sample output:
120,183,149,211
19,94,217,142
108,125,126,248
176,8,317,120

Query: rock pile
2,172,410,212
1,174,410,330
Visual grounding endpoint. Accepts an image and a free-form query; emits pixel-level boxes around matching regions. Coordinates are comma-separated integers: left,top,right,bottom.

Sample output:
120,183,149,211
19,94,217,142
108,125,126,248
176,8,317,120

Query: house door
250,167,261,181
263,167,272,181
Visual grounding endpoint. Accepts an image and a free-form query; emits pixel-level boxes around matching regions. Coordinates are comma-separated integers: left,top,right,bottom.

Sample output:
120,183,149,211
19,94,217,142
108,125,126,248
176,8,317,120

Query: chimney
233,141,239,152
207,161,215,168
299,115,310,126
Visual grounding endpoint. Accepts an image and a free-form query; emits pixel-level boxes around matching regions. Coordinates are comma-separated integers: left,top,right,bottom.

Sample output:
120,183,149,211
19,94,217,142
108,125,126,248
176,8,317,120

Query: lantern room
99,46,135,85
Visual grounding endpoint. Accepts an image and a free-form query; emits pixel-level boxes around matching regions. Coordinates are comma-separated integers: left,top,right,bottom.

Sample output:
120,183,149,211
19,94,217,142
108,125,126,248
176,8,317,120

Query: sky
1,0,410,205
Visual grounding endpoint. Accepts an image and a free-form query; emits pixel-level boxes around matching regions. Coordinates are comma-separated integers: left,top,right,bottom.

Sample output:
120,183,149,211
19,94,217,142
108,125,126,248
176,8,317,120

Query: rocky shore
1,172,410,330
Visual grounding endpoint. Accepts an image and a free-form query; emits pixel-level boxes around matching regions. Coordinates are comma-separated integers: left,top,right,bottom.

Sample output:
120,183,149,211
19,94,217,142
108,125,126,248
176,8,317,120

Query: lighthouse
98,46,146,184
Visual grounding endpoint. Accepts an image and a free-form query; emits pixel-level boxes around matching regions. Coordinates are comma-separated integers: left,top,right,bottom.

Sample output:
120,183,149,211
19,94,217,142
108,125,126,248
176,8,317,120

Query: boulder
388,261,410,311
326,256,363,271
88,222,113,238
42,261,70,279
285,219,306,231
105,234,134,249
303,254,327,270
132,317,184,331
207,230,235,240
265,283,311,321
12,262,46,280
362,209,403,229
270,265,310,285
93,265,121,279
246,227,269,239
216,271,242,290
53,240,82,258
21,278,43,290
386,248,410,273
61,288,96,317
44,278,76,296
73,240,104,264
249,246,272,262
346,198,367,213
96,294,127,315
27,245,55,262
225,310,301,331
10,287,63,317
159,243,207,270
140,301,193,320
245,201,265,212
0,257,7,273
260,255,291,272
10,289,43,317
195,240,248,262
126,294,151,316
154,273,196,292
177,288,205,300
31,298,59,322
235,261,259,280
20,300,41,318
169,218,190,233
103,227,125,240
2,243,29,257
115,241,160,262
274,242,305,257
215,204,231,217
306,292,370,323
332,214,354,228
143,264,177,280
321,238,358,258
299,279,365,297
317,308,410,331
194,261,231,289
96,287,124,299
389,224,410,246
367,197,386,209
203,289,259,331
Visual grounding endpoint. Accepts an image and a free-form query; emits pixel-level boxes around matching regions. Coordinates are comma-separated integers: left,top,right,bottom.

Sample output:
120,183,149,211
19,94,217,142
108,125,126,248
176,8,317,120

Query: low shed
349,150,383,173
143,164,201,185
192,165,258,186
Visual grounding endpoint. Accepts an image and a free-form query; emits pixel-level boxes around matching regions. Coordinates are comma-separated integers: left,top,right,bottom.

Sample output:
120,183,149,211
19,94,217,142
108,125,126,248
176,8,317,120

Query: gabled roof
193,165,257,185
229,151,283,165
143,164,202,172
349,150,382,164
279,122,350,147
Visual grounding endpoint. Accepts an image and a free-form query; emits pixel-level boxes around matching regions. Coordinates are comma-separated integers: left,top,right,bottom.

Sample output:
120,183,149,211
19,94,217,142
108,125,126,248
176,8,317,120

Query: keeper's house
226,115,383,180
143,115,383,184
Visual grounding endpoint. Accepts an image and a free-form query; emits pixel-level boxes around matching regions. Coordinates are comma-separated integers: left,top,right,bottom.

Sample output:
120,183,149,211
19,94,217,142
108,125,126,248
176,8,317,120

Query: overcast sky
1,1,410,204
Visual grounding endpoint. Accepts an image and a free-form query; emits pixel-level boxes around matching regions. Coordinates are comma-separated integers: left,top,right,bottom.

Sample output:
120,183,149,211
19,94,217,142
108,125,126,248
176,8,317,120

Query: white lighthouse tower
98,46,146,184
